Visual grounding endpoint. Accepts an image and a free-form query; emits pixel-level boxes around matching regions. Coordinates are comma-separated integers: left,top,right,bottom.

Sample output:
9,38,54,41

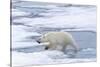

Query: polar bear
36,32,79,54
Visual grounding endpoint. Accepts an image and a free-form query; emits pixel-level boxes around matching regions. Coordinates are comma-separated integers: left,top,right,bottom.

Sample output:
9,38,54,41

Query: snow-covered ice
12,50,96,67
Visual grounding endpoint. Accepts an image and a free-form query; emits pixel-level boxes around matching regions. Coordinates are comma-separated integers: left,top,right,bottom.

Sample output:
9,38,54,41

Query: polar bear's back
44,32,74,44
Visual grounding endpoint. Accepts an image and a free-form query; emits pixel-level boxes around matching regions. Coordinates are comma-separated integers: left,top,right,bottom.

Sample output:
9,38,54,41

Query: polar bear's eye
43,36,45,38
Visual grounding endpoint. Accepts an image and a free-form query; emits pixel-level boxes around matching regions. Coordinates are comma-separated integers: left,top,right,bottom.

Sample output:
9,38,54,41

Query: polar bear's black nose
36,40,41,43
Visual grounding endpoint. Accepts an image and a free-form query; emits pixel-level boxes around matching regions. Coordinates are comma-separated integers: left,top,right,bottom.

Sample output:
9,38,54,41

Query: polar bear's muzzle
36,38,41,43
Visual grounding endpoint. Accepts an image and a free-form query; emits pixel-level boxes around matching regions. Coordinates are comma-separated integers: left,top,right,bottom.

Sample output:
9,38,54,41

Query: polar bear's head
36,35,50,50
